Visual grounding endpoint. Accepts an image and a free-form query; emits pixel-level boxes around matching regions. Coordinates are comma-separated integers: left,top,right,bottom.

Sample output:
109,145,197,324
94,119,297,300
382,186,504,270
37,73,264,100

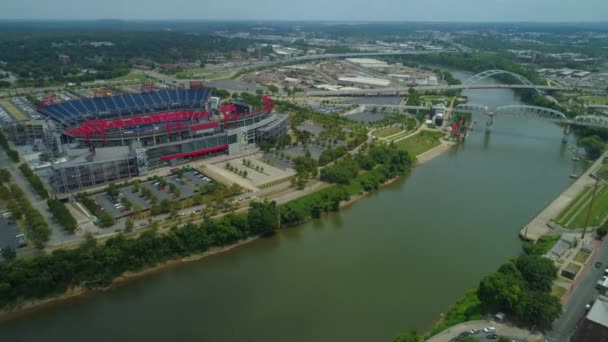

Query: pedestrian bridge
454,104,608,129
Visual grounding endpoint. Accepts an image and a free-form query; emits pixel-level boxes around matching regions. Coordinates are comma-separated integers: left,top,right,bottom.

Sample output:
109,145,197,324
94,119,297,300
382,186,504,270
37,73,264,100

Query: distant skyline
1,0,607,22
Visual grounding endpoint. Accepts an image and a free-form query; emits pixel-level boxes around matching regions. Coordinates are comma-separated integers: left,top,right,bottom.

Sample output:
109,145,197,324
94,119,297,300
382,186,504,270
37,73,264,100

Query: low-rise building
338,76,391,88
572,295,608,342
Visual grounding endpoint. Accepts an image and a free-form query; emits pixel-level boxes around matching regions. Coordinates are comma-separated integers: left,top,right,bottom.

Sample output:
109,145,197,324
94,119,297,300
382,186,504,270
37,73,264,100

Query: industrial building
337,76,391,88
21,83,288,193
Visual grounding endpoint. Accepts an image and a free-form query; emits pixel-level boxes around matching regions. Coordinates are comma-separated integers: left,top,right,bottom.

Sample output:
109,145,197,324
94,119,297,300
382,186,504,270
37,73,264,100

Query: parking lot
0,214,23,251
0,104,16,126
94,170,215,218
12,97,42,120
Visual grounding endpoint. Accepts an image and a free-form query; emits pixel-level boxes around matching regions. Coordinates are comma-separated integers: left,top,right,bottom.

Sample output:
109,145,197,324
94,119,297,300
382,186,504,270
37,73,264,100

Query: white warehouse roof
338,76,391,87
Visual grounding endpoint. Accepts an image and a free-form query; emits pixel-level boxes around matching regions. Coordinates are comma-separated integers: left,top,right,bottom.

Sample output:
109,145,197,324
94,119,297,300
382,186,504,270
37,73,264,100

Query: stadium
34,82,288,193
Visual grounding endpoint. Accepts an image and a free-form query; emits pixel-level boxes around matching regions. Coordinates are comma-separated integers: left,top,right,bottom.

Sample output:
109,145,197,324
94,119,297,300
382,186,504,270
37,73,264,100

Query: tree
248,200,279,235
106,183,119,199
1,246,16,262
514,291,561,328
394,330,419,342
242,171,248,178
478,265,525,311
160,199,172,213
267,84,279,94
99,212,115,228
125,218,134,232
579,135,605,159
597,223,608,240
516,255,558,292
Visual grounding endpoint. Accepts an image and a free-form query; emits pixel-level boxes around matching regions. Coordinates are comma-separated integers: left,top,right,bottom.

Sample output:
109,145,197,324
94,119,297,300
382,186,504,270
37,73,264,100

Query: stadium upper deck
38,88,211,126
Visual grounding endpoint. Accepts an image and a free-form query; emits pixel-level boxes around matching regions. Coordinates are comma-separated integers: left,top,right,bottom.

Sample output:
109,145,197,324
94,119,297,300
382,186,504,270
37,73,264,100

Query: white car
483,327,496,333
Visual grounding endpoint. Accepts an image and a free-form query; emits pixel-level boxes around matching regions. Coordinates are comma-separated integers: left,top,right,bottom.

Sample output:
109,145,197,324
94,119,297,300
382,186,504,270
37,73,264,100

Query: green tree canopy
248,200,279,235
516,254,558,292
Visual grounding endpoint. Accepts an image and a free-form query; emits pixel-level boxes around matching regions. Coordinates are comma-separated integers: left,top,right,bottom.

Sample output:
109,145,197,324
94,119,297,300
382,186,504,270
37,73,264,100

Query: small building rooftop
587,295,608,327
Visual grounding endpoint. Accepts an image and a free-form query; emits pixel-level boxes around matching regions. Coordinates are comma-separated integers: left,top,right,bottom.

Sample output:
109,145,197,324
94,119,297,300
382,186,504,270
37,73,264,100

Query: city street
545,237,608,341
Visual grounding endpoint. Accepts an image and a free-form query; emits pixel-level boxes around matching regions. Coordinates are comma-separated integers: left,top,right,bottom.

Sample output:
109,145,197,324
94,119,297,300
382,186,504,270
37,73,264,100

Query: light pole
582,175,602,239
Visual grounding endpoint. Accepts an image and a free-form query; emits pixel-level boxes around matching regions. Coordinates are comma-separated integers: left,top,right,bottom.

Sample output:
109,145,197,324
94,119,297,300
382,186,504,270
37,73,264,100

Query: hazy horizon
1,0,607,22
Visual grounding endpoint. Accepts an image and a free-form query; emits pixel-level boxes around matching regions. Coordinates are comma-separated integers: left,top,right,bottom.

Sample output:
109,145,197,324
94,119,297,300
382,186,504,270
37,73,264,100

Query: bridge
463,69,544,96
305,84,568,97
304,69,576,97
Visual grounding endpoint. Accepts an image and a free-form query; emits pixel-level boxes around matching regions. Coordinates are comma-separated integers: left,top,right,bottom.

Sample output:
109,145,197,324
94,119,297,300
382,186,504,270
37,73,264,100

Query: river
0,71,581,342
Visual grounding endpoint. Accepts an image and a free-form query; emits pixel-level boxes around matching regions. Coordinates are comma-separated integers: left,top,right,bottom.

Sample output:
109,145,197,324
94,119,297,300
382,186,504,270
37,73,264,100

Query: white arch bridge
463,69,544,96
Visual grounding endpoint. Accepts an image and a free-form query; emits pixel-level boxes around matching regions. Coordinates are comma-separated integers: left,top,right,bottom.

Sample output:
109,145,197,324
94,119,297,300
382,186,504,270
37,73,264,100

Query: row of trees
318,146,350,166
0,200,278,309
282,144,414,225
0,132,19,162
47,199,77,234
19,164,48,199
0,140,416,308
2,184,51,249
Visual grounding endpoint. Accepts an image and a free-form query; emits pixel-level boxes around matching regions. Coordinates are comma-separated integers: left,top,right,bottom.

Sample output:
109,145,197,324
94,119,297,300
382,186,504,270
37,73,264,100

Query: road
426,320,543,342
545,239,608,342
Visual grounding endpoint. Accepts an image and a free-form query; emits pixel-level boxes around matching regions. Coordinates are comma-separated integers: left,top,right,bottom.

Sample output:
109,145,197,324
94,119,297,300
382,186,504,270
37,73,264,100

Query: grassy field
555,186,594,227
556,184,608,229
0,100,27,121
111,72,150,82
551,284,567,299
395,130,443,156
372,127,402,138
574,251,590,264
579,96,608,105
420,95,450,105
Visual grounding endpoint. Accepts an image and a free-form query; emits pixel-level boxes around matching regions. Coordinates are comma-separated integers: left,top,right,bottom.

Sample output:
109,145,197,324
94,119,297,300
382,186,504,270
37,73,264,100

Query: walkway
520,151,606,241
425,320,544,342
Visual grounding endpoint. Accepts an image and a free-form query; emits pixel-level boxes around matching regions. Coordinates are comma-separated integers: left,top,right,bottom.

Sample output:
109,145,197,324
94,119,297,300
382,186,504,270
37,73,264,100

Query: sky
1,0,607,22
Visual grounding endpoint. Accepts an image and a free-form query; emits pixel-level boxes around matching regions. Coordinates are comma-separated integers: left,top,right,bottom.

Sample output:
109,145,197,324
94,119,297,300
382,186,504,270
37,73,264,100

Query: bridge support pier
485,114,494,132
562,125,572,144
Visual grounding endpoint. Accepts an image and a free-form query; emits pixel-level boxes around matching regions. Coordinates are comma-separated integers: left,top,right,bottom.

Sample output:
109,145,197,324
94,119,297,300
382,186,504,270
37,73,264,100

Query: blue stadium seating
39,89,211,124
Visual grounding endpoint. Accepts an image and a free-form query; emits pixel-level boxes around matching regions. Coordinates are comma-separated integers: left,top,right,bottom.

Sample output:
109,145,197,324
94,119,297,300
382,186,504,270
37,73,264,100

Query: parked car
486,334,498,339
483,327,496,333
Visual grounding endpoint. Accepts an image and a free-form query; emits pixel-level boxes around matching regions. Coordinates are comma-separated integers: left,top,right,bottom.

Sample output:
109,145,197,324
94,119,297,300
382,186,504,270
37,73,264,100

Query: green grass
386,130,415,142
574,251,590,264
111,72,149,82
555,186,593,226
523,234,561,255
568,185,608,228
566,262,582,274
551,284,567,299
395,131,443,156
372,127,402,138
0,100,27,121
426,288,484,337
578,96,608,105
421,95,450,105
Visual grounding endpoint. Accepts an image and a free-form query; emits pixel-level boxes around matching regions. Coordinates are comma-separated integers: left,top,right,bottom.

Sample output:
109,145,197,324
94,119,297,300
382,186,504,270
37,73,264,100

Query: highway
545,239,608,342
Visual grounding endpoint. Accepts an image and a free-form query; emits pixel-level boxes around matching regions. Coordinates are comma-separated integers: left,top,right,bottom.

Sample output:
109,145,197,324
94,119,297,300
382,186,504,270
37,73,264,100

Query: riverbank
0,236,260,321
0,139,457,320
520,151,606,242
